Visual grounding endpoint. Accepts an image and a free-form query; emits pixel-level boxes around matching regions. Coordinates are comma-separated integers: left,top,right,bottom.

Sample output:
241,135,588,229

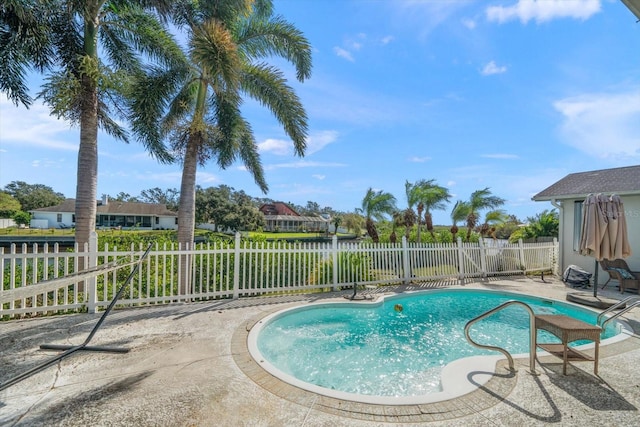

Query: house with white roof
30,197,178,230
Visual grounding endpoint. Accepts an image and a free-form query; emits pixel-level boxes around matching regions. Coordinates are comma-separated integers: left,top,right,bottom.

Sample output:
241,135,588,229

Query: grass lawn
0,228,357,242
247,231,357,240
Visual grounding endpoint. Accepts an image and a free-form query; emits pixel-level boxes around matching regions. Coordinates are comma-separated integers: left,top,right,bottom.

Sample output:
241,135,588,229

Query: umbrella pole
593,259,599,298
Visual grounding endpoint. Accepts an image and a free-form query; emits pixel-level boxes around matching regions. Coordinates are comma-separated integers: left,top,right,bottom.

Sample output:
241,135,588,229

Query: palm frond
240,63,307,154
0,0,56,105
102,3,186,71
236,119,268,193
236,15,312,81
191,20,242,89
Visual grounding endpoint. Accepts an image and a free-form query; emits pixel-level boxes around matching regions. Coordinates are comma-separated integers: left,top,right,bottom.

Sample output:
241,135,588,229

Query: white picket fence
0,233,558,318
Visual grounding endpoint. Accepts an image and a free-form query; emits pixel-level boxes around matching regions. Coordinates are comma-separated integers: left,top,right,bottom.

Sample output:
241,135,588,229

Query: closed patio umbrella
579,194,608,262
605,195,632,260
579,194,632,297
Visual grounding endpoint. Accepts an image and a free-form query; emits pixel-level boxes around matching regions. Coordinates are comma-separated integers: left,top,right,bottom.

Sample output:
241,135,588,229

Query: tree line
0,179,558,243
0,180,347,233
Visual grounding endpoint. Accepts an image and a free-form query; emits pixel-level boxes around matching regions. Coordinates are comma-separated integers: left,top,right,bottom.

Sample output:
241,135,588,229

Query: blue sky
1,0,640,225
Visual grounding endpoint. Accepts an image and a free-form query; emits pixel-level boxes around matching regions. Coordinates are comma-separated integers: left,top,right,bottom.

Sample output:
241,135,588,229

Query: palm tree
0,0,53,107
479,209,508,239
464,188,505,242
2,1,178,247
130,0,312,251
404,181,419,241
450,200,470,242
360,187,397,243
406,180,451,241
526,209,559,238
342,212,364,236
420,181,451,239
332,215,342,235
390,211,401,244
402,208,417,241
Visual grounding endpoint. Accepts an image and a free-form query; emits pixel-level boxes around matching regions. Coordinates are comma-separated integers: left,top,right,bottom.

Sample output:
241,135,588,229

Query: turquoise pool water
253,289,621,398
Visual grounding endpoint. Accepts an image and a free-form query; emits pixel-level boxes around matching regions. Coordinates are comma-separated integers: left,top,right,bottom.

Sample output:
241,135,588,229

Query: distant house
259,202,329,232
532,165,640,279
30,196,178,230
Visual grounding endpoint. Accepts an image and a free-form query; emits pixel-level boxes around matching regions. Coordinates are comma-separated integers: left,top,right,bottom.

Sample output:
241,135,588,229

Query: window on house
57,213,62,222
155,217,159,224
573,200,583,252
175,218,178,225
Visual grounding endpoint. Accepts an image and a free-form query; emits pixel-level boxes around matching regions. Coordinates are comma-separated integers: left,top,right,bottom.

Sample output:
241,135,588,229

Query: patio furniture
600,259,640,293
535,314,601,375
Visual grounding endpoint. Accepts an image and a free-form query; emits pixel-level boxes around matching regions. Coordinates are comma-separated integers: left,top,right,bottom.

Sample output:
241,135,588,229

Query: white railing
1,234,558,319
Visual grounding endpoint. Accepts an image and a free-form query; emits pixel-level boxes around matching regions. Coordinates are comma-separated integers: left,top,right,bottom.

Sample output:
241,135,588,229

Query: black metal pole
0,244,153,392
593,259,599,298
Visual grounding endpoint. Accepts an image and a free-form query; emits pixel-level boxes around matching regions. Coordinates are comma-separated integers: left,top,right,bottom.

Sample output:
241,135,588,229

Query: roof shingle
532,165,640,201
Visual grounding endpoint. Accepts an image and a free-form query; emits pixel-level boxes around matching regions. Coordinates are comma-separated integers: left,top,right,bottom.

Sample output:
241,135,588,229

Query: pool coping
232,292,637,423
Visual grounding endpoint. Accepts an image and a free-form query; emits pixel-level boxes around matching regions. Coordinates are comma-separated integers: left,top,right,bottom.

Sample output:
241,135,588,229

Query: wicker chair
599,259,640,293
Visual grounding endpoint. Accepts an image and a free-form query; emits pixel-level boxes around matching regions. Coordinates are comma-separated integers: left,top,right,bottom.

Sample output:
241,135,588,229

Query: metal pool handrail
597,297,640,332
464,300,536,374
596,296,640,327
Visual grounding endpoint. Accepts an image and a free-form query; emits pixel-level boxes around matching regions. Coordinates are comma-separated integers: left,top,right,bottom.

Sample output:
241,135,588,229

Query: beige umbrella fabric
604,195,632,260
579,194,608,261
579,193,632,297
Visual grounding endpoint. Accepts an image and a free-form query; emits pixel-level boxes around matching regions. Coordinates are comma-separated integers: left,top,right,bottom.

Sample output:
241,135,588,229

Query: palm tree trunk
75,10,100,292
416,204,423,243
176,80,208,296
450,224,458,242
426,212,435,239
75,10,100,248
365,218,379,243
177,136,199,296
177,141,198,247
75,77,98,248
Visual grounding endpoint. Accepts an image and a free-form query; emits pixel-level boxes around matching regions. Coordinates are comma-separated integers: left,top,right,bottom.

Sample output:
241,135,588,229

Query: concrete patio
1,275,639,426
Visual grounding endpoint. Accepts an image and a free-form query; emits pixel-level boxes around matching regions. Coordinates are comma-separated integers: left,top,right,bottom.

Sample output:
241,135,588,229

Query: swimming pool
247,289,630,404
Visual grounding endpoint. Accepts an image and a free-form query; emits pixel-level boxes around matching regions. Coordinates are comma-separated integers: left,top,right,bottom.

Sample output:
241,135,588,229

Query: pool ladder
464,300,537,374
596,296,640,331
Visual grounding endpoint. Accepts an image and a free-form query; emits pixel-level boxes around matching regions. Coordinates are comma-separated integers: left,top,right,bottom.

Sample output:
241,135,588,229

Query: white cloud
0,95,78,151
396,1,474,40
486,0,601,24
312,174,326,180
333,47,354,62
30,158,66,169
408,156,431,163
266,161,347,170
258,131,338,156
381,35,395,45
553,91,640,159
481,153,520,159
196,172,220,184
258,138,291,155
481,61,507,75
447,181,456,187
461,18,476,29
307,130,339,155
